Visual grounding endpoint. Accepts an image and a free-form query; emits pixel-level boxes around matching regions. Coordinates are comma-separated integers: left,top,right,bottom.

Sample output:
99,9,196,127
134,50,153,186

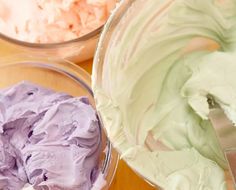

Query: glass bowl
92,0,233,189
0,1,118,64
0,55,119,190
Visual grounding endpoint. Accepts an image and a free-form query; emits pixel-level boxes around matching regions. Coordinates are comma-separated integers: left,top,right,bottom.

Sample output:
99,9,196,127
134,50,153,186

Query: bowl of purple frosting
0,55,118,190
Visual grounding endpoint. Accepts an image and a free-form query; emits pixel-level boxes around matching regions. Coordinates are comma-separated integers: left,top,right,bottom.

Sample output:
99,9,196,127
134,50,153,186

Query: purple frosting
0,81,101,190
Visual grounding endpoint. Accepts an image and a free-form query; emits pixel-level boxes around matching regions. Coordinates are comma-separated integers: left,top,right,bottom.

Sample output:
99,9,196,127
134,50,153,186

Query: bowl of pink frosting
0,55,119,190
0,0,117,63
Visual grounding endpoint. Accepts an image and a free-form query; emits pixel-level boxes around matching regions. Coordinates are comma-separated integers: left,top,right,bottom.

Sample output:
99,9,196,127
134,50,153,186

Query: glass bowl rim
0,26,103,49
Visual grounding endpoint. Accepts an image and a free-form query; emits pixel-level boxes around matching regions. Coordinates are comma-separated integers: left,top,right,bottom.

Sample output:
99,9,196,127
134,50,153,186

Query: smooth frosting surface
0,0,116,43
92,0,236,189
0,81,101,190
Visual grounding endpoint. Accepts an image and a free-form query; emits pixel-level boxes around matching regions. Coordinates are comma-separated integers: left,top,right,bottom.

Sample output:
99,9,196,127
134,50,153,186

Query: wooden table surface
0,42,156,190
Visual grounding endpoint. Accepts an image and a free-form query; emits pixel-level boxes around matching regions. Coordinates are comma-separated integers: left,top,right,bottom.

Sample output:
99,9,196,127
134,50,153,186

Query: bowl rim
0,26,103,49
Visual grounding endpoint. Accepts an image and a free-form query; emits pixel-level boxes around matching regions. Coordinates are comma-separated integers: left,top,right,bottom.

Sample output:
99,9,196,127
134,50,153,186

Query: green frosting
92,0,236,189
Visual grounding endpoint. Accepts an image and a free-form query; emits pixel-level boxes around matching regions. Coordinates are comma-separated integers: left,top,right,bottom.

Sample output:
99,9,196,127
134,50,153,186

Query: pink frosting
0,0,116,43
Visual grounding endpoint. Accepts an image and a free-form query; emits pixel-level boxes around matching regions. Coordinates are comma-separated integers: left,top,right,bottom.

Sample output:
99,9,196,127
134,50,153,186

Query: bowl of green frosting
92,0,236,189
